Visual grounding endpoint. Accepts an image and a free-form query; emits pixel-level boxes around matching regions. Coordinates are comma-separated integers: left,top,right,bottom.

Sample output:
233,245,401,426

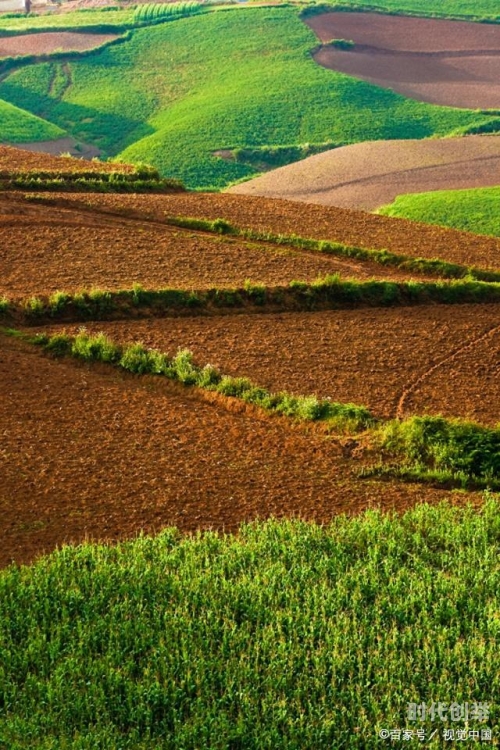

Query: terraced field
4,331,461,570
43,305,500,426
1,145,499,569
63,191,500,271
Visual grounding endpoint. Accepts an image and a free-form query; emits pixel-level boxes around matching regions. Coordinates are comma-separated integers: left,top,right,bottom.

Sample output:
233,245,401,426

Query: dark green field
1,500,499,750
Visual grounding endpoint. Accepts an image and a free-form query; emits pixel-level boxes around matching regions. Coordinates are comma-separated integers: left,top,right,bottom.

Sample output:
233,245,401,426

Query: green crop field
310,0,500,21
0,98,64,142
0,7,135,32
0,7,498,188
378,186,500,238
1,499,499,749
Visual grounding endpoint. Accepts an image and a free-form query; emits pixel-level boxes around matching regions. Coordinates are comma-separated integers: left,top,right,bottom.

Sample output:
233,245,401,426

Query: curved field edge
378,186,500,238
1,499,499,749
0,8,498,187
0,98,65,142
8,327,500,489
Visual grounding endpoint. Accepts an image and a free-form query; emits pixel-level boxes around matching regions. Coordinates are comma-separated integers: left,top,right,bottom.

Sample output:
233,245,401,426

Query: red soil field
227,136,500,212
1,332,473,569
0,144,133,173
52,304,500,426
0,193,424,299
304,12,500,109
0,30,119,57
66,191,500,271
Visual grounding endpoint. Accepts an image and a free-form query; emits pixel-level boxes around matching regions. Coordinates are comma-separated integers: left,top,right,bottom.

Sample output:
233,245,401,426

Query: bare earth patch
304,12,500,109
0,144,133,172
227,136,500,212
49,304,500,427
0,31,119,57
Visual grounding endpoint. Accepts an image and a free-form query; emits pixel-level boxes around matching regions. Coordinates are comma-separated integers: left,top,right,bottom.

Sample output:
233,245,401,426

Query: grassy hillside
1,500,499,749
378,186,500,238
0,98,65,142
0,7,498,188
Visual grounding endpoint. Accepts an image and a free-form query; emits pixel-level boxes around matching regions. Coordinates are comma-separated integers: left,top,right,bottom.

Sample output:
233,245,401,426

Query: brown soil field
0,31,119,57
0,193,425,299
51,304,500,426
0,144,133,172
227,136,500,212
0,331,473,569
65,191,500,271
304,12,500,109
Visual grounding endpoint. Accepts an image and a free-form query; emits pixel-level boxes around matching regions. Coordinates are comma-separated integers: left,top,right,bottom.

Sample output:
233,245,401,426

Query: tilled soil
67,192,500,271
49,304,500,425
304,12,500,109
0,31,119,58
0,145,133,173
1,333,464,569
227,137,500,212
0,195,426,299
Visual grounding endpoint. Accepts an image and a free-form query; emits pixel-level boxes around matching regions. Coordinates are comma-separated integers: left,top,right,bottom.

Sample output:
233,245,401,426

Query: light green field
313,0,500,20
0,98,64,142
1,499,499,749
0,7,135,31
378,186,500,238
0,7,498,188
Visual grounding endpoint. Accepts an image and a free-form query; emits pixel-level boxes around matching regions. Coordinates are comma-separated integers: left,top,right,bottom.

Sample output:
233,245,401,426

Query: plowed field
1,148,498,569
304,12,500,109
0,31,118,58
0,144,133,173
61,191,500,271
1,332,463,568
46,304,500,426
227,137,500,212
0,194,426,299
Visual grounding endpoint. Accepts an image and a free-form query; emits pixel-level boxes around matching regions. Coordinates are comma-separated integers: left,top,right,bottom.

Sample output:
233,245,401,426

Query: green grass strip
163,215,500,282
27,328,374,432
1,498,500,748
5,275,500,326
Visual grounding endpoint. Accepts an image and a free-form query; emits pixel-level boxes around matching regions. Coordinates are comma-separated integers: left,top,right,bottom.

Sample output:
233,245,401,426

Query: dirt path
304,12,500,109
395,322,500,419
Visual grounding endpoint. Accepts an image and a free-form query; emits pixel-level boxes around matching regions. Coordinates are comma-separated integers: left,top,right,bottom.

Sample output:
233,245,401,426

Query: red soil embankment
227,136,500,212
305,12,500,109
0,144,133,172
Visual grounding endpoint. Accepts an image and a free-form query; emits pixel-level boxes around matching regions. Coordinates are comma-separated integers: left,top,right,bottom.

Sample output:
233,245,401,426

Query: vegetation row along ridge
10,327,500,489
5,275,500,326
